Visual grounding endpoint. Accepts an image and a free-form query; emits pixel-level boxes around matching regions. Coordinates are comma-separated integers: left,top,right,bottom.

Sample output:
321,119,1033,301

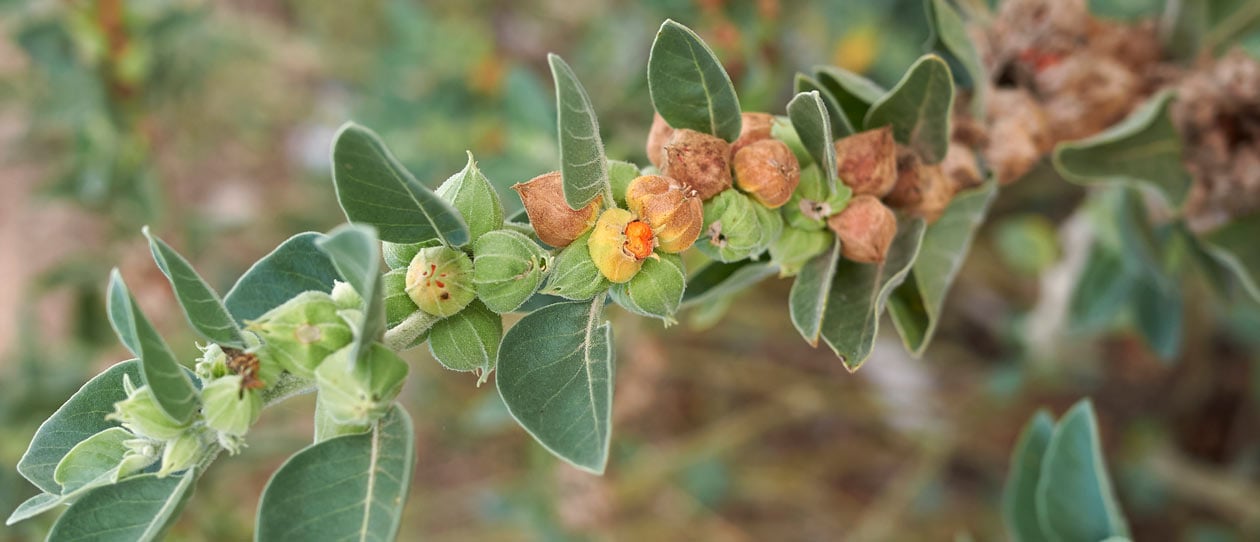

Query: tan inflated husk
513,171,600,247
624,175,703,253
730,112,776,157
662,129,733,200
828,195,897,263
734,139,801,208
834,126,898,197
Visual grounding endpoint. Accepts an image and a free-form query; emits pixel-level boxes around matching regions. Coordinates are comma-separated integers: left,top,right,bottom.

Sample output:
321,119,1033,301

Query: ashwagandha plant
8,1,1260,539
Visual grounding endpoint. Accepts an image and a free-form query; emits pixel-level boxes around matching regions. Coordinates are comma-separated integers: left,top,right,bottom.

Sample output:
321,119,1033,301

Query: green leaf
794,73,855,137
497,297,613,474
926,0,986,116
790,238,842,347
7,493,59,526
889,181,997,356
610,253,686,325
436,151,504,243
225,232,341,323
47,472,196,542
1087,0,1166,20
820,217,927,371
382,268,419,329
143,227,244,347
1201,210,1260,303
1053,91,1190,207
17,360,139,494
549,54,611,210
107,272,200,423
864,54,955,164
1069,244,1135,332
787,91,839,196
815,66,886,131
680,258,778,308
317,224,385,364
428,300,502,384
608,160,641,208
331,122,469,246
1002,410,1055,542
647,19,742,142
53,427,132,493
1132,272,1183,360
256,404,415,542
1036,400,1130,541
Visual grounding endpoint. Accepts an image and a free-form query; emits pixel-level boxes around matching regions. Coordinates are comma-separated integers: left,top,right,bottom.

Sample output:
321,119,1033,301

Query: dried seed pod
734,139,801,208
624,175,703,253
828,195,897,263
588,208,653,283
472,230,551,313
512,171,600,247
697,190,783,262
985,89,1051,184
406,246,476,317
661,129,733,200
645,113,675,169
941,141,983,191
730,112,776,157
886,148,956,223
833,126,898,197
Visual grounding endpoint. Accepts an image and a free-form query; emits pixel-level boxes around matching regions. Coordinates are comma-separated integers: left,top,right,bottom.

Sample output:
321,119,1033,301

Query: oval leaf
317,225,385,364
47,472,196,542
497,297,613,474
256,404,416,542
888,180,997,356
789,238,842,347
647,19,742,142
1053,91,1190,207
107,272,200,423
143,227,244,347
815,66,886,130
1002,410,1056,542
788,91,839,196
549,54,611,210
224,232,341,323
331,122,469,246
1035,400,1130,541
820,217,927,371
795,73,854,137
864,54,955,164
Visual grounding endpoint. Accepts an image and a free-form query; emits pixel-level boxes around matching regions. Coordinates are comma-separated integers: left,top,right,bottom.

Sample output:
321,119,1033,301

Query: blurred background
1,0,1259,540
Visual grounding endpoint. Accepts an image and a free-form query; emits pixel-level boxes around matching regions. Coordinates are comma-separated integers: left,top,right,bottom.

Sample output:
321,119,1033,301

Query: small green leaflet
143,227,244,347
256,405,416,542
926,0,986,117
1053,91,1190,208
794,73,854,137
889,180,997,356
224,232,341,323
330,122,469,246
107,271,200,423
549,54,611,210
790,238,842,347
815,66,886,130
47,472,196,542
864,54,955,164
787,91,839,196
648,19,742,142
1035,400,1131,541
317,224,385,364
1002,410,1055,542
497,297,613,474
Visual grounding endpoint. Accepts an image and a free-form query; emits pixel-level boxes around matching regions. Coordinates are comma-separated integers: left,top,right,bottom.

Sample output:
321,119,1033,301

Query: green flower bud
315,343,409,426
158,429,205,476
201,375,262,438
769,227,834,277
194,343,229,381
428,300,501,384
330,279,364,309
697,190,783,262
540,231,609,300
437,151,504,244
610,253,685,326
784,165,852,231
54,427,147,492
108,375,192,441
405,246,476,317
248,291,353,379
472,230,550,313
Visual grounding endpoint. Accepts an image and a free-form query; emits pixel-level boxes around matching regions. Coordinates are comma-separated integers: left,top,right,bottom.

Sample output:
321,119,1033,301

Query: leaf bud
330,279,364,309
472,229,551,313
624,175,703,253
827,195,898,263
661,129,733,200
833,126,898,197
734,139,801,208
588,208,652,283
405,246,476,317
512,171,601,247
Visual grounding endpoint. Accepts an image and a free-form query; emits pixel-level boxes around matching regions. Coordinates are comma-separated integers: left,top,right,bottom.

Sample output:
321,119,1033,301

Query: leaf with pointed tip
790,238,842,346
648,19,742,142
497,297,613,474
47,472,196,542
889,181,997,355
317,225,385,363
549,54,610,210
1002,410,1055,542
1201,210,1260,302
788,91,839,196
680,258,778,308
820,217,927,370
6,493,59,526
1036,400,1131,541
17,359,139,494
815,66,886,130
1054,91,1190,207
864,55,955,163
926,0,986,116
331,122,469,246
107,272,199,422
143,228,244,347
225,233,341,323
256,405,415,542
794,73,854,137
